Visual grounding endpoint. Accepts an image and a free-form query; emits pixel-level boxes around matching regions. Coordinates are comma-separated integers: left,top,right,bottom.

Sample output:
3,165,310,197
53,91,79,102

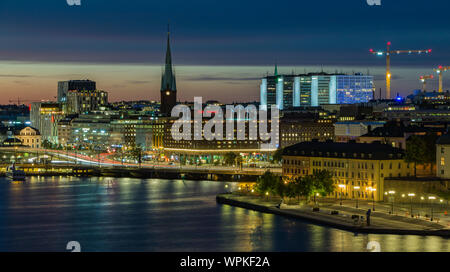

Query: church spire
160,25,177,116
161,24,176,92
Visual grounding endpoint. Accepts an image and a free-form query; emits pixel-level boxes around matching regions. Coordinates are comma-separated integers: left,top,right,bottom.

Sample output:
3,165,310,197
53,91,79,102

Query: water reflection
0,177,448,252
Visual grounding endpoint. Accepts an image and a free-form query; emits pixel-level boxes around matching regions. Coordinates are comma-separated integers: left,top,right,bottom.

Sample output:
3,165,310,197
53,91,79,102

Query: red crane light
387,41,391,46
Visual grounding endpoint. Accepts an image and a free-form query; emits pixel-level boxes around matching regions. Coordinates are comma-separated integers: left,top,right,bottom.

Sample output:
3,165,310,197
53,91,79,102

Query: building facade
30,102,65,144
69,114,111,149
57,114,78,147
437,135,450,179
334,121,386,143
57,80,96,103
260,72,373,110
66,90,108,114
282,141,414,201
280,119,334,148
15,126,41,148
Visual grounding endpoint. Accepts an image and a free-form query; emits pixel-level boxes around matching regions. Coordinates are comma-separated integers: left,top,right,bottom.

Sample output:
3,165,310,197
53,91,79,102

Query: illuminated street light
354,186,360,209
339,184,346,206
408,193,415,217
429,196,436,221
388,191,395,214
369,188,377,211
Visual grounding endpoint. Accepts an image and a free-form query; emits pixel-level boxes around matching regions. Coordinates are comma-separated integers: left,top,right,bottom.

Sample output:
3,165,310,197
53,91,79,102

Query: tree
273,178,287,201
405,134,438,176
312,170,335,197
129,144,143,167
41,140,53,149
284,178,299,200
284,171,334,204
272,148,284,164
405,135,427,177
295,175,315,200
423,133,439,174
255,171,280,196
235,155,243,169
223,152,237,166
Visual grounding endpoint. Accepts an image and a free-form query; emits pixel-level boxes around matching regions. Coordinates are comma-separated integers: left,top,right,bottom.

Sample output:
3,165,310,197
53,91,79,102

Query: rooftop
437,134,450,145
361,125,446,138
282,140,405,160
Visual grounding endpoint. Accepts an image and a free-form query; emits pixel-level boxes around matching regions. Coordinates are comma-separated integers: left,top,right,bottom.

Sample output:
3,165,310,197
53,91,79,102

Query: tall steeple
160,24,177,116
161,24,176,92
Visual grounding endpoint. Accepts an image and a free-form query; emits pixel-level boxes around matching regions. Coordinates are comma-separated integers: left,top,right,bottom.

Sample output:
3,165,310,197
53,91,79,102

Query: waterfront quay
217,193,450,237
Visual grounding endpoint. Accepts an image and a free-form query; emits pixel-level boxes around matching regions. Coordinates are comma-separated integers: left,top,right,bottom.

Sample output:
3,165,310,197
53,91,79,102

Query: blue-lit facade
336,75,374,104
260,73,373,109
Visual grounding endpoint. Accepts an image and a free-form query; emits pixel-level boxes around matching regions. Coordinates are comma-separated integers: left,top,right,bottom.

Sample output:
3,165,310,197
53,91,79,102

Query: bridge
0,147,281,181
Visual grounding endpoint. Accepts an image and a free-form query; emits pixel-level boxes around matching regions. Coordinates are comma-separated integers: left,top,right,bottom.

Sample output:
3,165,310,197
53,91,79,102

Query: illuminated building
57,80,96,103
66,89,108,114
69,114,111,149
108,117,166,150
57,114,78,147
409,90,450,105
334,121,385,143
163,104,277,158
280,111,335,148
282,140,414,201
135,118,166,150
358,123,445,150
30,102,65,144
436,135,450,178
15,126,41,149
260,71,373,110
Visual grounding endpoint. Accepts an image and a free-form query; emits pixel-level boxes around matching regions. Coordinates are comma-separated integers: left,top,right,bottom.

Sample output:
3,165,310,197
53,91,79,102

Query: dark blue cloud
0,0,449,66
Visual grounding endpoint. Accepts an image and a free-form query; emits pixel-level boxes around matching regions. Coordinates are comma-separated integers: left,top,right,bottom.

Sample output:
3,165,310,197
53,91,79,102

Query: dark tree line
405,134,439,176
254,170,335,203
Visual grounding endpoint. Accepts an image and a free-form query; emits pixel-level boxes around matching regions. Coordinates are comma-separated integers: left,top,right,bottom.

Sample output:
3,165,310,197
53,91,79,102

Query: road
1,147,281,175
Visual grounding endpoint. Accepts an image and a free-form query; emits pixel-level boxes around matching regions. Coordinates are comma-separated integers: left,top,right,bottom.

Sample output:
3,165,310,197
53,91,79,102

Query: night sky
0,0,449,103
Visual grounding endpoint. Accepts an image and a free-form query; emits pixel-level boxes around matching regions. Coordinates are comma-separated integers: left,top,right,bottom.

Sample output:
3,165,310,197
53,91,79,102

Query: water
0,177,448,252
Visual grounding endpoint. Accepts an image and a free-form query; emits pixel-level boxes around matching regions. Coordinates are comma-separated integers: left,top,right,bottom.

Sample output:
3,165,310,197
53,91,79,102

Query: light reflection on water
0,177,448,252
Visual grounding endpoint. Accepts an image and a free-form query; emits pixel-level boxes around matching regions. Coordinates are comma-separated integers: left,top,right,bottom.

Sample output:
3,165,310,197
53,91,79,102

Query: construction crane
419,75,434,92
370,42,432,99
434,66,450,92
9,97,47,105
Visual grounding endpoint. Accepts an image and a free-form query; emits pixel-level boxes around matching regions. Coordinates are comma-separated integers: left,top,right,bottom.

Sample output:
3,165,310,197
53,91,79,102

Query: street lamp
429,196,436,221
338,184,346,206
369,188,377,211
388,191,396,214
408,193,415,218
354,186,360,209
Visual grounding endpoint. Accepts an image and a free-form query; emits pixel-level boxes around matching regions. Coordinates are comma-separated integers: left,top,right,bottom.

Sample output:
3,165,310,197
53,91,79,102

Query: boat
6,164,26,181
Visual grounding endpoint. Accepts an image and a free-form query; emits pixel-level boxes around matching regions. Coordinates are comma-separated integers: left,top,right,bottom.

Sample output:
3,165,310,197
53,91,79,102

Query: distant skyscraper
57,80,96,103
160,27,177,116
260,69,373,110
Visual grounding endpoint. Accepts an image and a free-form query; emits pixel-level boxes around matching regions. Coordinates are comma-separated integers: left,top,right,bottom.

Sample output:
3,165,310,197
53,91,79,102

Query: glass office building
260,72,373,110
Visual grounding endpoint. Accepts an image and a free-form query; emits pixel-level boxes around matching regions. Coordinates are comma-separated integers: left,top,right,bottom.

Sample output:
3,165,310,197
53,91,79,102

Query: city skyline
1,0,450,104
